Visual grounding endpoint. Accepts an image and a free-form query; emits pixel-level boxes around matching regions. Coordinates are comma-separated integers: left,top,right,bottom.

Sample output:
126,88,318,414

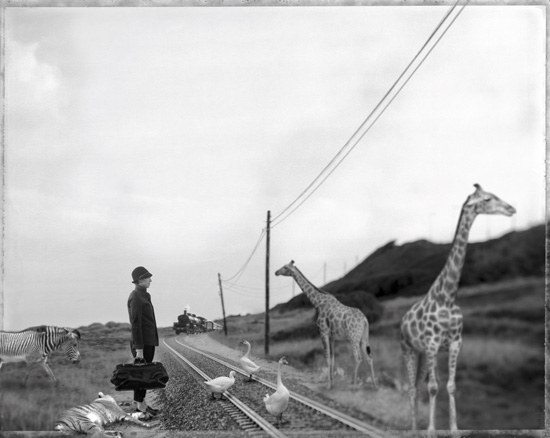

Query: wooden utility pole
0,11,5,331
217,273,228,336
265,210,271,355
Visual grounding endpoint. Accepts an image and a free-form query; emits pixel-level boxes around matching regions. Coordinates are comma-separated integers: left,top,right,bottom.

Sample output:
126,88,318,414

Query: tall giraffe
400,184,515,431
275,260,377,390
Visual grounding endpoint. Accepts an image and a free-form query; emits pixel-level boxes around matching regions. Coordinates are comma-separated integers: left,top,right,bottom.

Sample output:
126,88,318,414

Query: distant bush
105,321,130,330
271,322,319,342
76,322,131,351
462,317,544,344
478,307,544,322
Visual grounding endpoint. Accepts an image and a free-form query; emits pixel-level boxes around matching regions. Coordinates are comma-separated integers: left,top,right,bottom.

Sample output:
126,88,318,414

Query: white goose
204,370,236,400
263,357,290,427
239,340,261,381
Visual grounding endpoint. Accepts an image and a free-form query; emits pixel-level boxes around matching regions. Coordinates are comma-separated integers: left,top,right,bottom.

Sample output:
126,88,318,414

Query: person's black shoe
134,410,155,421
145,406,160,415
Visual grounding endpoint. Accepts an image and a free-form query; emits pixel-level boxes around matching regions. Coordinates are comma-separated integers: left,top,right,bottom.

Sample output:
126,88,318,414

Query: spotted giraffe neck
290,266,328,308
430,202,477,305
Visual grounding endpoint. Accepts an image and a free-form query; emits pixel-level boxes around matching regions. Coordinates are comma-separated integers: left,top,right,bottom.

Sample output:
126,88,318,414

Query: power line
221,228,266,283
222,279,289,292
271,0,468,229
222,281,262,291
221,287,260,298
220,0,469,286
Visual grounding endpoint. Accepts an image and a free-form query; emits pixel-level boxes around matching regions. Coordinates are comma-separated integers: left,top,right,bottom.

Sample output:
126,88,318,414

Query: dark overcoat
127,286,159,349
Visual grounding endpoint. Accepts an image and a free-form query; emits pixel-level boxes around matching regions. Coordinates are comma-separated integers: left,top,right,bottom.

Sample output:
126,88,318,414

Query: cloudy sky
2,3,545,331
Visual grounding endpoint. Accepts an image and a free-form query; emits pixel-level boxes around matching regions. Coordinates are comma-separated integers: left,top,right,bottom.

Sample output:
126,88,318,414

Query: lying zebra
54,392,151,437
0,325,81,385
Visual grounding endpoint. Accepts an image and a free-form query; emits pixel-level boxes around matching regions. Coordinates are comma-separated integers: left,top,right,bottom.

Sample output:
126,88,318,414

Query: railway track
161,335,389,438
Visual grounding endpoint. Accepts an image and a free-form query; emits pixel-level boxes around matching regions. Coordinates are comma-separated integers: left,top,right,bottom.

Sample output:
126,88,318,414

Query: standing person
127,266,160,416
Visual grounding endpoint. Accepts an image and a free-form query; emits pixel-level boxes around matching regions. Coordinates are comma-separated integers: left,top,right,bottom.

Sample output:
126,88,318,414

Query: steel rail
162,337,289,438
173,335,389,438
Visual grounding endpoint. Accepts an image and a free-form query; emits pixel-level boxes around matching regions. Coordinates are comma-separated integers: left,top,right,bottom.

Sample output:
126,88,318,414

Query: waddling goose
263,357,290,427
204,371,236,400
239,340,261,381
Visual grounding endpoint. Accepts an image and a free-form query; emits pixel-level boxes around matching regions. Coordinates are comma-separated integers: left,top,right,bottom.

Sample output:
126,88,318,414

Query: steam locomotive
172,311,221,335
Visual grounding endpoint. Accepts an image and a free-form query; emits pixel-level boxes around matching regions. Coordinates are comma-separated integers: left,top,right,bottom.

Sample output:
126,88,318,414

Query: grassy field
213,277,545,430
0,277,544,432
0,322,140,431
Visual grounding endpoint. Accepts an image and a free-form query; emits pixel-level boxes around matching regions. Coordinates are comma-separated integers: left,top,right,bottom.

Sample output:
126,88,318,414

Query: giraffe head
465,184,516,217
275,260,295,277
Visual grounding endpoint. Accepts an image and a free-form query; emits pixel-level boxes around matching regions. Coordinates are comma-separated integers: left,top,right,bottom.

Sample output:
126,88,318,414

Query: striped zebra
54,392,151,437
0,325,81,385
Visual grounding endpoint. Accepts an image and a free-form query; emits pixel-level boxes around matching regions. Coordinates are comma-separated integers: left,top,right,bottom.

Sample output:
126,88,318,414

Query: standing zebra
0,325,81,385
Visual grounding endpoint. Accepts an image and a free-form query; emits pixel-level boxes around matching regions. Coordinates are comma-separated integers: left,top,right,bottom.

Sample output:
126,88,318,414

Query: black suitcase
110,361,169,391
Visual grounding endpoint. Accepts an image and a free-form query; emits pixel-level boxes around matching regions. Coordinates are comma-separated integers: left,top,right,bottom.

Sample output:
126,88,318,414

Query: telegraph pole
0,10,5,331
265,210,271,355
217,273,228,336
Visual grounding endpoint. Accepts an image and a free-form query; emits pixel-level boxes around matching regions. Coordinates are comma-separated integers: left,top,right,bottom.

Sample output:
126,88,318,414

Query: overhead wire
221,228,266,283
222,279,289,291
221,286,261,298
222,284,293,299
222,281,263,291
270,0,468,229
220,0,469,284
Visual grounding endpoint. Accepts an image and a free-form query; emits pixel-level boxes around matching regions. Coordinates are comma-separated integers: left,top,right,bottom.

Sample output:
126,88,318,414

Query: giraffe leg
360,334,376,389
365,346,377,390
425,349,439,432
447,339,462,431
351,342,361,386
321,334,332,389
401,341,419,430
416,352,428,390
330,337,336,381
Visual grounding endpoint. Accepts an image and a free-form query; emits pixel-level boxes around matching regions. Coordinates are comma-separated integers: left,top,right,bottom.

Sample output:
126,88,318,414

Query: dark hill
275,223,545,313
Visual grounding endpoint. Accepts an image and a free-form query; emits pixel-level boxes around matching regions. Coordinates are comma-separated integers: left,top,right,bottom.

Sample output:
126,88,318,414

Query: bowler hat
131,266,152,284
